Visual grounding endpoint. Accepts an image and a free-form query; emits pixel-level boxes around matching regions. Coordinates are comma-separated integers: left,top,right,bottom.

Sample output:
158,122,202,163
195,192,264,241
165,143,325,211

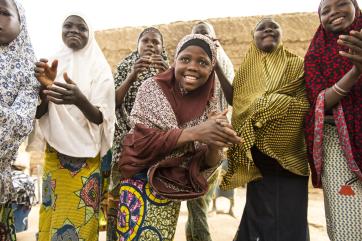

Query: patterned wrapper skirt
38,145,101,241
321,124,362,241
116,173,180,241
0,202,16,241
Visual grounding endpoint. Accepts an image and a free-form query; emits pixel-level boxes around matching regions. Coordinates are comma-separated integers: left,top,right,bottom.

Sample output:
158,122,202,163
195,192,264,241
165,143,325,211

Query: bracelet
332,85,348,96
334,83,349,94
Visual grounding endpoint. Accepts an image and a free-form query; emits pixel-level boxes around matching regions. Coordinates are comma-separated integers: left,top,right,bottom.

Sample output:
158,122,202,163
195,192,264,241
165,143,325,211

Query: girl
0,0,38,240
34,14,115,241
116,34,241,240
305,0,362,239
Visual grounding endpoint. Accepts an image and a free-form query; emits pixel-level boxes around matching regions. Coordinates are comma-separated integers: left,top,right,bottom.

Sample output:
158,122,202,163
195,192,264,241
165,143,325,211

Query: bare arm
215,61,233,105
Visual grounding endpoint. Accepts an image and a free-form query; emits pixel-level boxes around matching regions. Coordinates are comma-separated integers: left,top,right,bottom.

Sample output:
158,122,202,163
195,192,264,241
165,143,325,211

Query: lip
329,15,345,25
66,34,81,40
143,49,155,55
262,34,275,40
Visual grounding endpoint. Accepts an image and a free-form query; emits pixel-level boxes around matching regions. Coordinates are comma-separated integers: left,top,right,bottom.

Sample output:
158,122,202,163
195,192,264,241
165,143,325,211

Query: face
137,31,163,57
192,23,211,36
62,15,89,50
254,19,282,53
0,0,20,45
175,45,213,92
320,0,356,33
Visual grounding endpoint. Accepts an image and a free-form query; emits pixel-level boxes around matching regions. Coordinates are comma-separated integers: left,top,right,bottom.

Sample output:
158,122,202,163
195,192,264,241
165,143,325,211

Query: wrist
350,66,361,78
183,127,198,142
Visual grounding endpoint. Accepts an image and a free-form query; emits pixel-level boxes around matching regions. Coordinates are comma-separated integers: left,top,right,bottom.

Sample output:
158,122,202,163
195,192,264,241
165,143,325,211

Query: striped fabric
221,42,310,190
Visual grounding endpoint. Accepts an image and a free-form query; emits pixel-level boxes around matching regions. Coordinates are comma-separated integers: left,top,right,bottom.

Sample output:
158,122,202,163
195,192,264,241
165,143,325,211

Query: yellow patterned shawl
221,42,310,190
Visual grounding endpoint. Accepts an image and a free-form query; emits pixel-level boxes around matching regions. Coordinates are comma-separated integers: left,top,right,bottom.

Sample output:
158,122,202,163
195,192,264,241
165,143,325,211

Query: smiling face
175,45,213,92
137,31,163,57
62,15,89,51
0,0,20,45
253,19,282,53
319,0,356,33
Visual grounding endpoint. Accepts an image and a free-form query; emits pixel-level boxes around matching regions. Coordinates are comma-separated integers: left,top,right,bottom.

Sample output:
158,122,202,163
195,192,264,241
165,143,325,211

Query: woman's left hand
338,30,362,74
43,72,86,106
150,54,169,73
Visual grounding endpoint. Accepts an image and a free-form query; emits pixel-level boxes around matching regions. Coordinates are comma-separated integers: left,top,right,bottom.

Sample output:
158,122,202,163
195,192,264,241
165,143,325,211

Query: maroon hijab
154,34,217,126
305,0,362,186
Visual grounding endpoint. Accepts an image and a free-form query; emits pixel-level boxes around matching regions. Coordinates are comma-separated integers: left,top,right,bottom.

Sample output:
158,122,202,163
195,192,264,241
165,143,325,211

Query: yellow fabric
221,42,310,190
38,146,101,241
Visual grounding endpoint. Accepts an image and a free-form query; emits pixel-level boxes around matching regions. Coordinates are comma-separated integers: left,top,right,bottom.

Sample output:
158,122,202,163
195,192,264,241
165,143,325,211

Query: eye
152,39,160,45
79,26,88,32
179,56,190,63
63,23,72,29
199,59,210,66
338,1,349,7
0,9,11,16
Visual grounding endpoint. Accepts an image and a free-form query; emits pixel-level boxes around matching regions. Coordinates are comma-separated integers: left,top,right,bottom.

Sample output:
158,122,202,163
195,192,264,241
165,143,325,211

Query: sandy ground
16,185,329,241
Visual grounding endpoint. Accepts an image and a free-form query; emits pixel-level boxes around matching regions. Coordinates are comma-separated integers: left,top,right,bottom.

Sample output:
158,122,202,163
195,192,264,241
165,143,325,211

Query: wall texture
95,12,320,72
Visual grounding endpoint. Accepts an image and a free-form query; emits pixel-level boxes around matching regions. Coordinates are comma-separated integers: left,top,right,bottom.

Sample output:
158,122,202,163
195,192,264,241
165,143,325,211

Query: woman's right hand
338,30,362,75
192,111,242,148
34,59,58,87
128,56,152,81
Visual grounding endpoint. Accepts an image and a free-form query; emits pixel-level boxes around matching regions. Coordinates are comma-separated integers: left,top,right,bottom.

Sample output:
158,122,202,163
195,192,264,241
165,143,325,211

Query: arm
215,61,233,105
115,56,152,107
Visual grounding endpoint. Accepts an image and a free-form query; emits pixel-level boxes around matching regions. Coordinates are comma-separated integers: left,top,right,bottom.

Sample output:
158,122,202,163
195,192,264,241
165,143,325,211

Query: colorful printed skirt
0,203,16,241
321,124,362,241
116,174,181,241
38,146,101,241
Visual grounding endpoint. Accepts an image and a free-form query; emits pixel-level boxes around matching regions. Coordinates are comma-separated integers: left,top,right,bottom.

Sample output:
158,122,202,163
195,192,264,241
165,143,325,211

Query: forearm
324,67,360,110
76,95,103,125
215,62,233,105
204,146,222,168
36,100,49,119
115,74,136,107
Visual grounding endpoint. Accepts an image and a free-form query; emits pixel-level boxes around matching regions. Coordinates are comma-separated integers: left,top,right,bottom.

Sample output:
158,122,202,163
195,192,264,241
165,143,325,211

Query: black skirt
234,147,309,241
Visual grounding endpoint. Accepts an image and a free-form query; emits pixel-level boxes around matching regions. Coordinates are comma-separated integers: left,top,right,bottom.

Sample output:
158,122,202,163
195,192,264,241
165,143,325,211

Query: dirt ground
16,185,329,241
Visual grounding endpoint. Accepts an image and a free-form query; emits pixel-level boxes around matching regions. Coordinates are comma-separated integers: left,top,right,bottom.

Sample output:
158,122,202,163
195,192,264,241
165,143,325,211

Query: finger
337,38,362,54
52,82,74,91
339,34,362,48
47,96,69,105
50,59,58,72
43,90,64,99
47,85,72,95
349,30,362,41
39,58,48,63
34,67,45,73
339,50,362,60
35,61,49,68
63,72,75,85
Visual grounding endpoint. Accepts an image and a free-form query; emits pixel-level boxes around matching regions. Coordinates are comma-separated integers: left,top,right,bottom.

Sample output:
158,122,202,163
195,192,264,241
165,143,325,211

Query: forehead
179,45,209,58
255,19,280,30
63,15,87,26
139,31,162,40
0,0,16,10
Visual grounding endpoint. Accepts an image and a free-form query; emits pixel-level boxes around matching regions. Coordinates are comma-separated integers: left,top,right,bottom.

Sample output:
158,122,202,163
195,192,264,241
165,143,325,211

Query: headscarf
112,27,168,165
119,34,218,200
154,34,217,125
304,0,362,187
38,13,115,157
0,0,38,203
221,20,310,190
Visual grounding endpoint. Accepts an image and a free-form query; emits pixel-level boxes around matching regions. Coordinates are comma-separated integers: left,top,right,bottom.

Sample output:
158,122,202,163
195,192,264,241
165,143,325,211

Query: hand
128,56,152,81
43,72,86,106
193,109,242,148
338,29,362,74
34,59,58,87
150,54,169,73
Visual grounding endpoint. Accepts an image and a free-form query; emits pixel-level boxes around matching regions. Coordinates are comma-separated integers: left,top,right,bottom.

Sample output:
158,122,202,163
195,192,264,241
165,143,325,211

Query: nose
186,61,198,72
264,28,273,33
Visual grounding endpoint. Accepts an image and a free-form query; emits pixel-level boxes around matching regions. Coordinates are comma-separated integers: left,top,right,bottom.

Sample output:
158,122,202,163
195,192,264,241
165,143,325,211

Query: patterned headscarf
304,0,362,187
0,0,38,203
154,34,217,126
221,19,310,190
112,27,168,165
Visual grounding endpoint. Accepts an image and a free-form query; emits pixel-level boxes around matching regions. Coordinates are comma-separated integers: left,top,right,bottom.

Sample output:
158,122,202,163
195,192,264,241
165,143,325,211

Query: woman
185,20,236,241
304,0,362,239
0,0,38,240
116,34,241,241
107,27,168,241
218,18,310,241
34,14,115,241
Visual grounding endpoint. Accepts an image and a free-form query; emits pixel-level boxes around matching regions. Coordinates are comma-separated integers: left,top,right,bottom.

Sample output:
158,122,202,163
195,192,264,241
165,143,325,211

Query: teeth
185,76,197,80
332,17,344,24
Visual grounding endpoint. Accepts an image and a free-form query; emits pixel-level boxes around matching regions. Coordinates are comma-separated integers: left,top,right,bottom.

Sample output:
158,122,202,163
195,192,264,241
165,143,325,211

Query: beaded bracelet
334,83,349,94
332,84,348,96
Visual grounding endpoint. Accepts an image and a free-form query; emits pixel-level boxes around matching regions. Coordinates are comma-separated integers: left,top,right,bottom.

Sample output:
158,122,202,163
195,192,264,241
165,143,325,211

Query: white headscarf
38,13,115,157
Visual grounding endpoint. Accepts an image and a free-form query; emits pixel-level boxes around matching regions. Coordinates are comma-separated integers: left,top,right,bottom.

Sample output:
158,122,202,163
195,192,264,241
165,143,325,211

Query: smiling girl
305,0,362,239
